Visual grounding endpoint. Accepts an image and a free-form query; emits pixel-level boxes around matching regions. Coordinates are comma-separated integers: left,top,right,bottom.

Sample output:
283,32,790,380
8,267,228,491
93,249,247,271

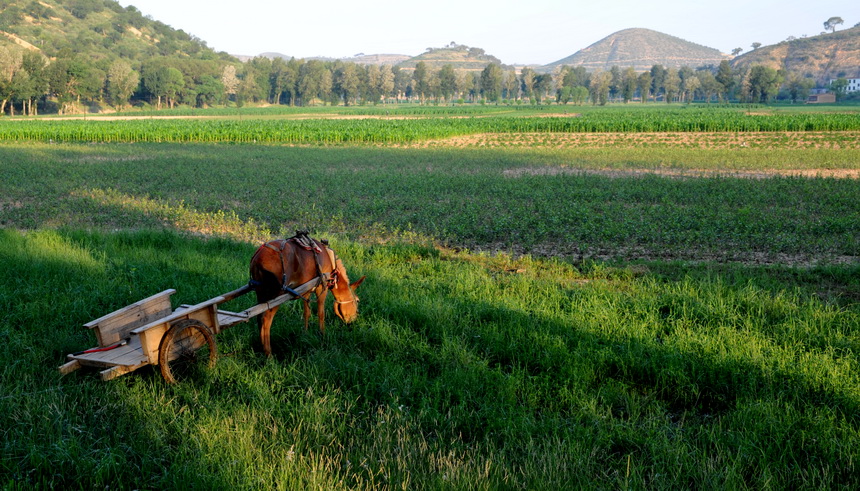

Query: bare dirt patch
502,166,860,179
418,131,860,150
0,199,26,212
469,240,859,268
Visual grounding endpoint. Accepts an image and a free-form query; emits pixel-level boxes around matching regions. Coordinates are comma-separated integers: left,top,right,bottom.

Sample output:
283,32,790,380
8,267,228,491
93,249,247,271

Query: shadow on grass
1,228,858,488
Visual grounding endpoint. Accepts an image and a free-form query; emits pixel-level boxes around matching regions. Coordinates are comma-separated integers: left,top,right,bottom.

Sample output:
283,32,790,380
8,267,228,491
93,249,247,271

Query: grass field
1,105,859,489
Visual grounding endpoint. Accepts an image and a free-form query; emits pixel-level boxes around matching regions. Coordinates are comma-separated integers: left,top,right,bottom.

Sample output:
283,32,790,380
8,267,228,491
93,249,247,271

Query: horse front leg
258,306,280,357
316,288,328,335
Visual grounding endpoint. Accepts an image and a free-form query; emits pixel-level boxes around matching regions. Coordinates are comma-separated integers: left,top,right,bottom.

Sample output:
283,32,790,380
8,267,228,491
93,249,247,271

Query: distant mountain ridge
731,26,860,84
541,28,728,72
253,52,410,66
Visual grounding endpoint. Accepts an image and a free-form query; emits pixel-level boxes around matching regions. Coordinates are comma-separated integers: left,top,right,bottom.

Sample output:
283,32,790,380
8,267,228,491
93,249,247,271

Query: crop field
1,105,859,489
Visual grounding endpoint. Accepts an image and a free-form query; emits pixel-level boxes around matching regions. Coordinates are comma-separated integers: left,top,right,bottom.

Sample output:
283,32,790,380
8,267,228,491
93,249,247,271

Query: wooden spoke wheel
158,319,217,383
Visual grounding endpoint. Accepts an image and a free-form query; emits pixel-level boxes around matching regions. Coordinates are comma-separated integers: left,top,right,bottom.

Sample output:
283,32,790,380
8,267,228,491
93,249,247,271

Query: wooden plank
58,359,81,376
130,296,225,337
83,289,175,328
99,337,145,365
99,364,144,381
84,289,176,347
234,278,320,319
137,322,168,365
68,338,148,368
243,303,270,319
220,284,253,302
217,310,250,328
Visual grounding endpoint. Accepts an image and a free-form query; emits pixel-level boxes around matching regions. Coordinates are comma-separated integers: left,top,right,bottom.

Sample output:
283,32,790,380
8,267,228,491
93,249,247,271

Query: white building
830,78,860,93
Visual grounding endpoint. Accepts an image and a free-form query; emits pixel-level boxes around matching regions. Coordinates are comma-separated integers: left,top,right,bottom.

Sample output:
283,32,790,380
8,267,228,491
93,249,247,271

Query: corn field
1,107,859,144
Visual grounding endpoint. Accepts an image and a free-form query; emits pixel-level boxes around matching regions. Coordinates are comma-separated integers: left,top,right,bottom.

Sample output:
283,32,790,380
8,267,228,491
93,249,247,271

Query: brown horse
249,235,365,356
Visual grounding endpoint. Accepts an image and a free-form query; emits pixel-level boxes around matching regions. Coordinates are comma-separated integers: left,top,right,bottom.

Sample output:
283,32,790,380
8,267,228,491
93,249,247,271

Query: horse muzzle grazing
248,231,365,356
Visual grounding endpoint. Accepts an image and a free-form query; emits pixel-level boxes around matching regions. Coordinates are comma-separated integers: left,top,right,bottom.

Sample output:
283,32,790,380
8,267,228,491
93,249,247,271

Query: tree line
0,45,832,116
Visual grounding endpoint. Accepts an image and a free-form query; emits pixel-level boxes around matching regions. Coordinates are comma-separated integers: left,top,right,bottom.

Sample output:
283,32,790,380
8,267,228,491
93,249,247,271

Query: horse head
330,257,365,324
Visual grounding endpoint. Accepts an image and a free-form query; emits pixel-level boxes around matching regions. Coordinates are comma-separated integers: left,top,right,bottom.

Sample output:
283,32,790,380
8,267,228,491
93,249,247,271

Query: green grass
1,142,858,262
1,228,858,488
1,107,859,488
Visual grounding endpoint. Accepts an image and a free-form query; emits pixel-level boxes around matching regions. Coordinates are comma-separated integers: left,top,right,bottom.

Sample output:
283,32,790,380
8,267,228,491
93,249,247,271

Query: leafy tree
570,86,589,105
663,68,680,102
609,66,622,101
533,73,553,103
589,69,611,105
275,58,300,105
379,66,395,104
731,48,743,56
784,72,815,103
830,77,849,100
393,66,411,101
519,68,535,102
751,42,762,50
502,69,518,101
745,65,783,102
650,65,666,100
715,60,734,100
480,63,504,103
562,66,589,89
220,65,240,105
824,16,844,33
67,0,104,20
696,70,721,103
621,67,637,103
438,64,457,102
18,51,48,115
363,64,382,104
334,62,360,105
46,55,91,114
458,70,477,102
0,46,23,115
194,75,222,107
637,71,651,103
681,76,700,102
246,57,273,104
412,61,430,103
0,4,23,30
106,59,139,110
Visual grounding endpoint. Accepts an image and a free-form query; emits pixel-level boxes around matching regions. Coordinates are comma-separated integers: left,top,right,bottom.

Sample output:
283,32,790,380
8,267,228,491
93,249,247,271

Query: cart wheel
158,319,217,383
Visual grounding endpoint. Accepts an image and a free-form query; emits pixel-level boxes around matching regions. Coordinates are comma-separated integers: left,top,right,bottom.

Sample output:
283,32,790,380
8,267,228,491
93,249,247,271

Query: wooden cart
59,279,319,383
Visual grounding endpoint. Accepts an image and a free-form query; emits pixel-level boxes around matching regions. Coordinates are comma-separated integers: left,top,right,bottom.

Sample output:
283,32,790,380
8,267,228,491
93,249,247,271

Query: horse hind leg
300,294,312,331
258,306,280,357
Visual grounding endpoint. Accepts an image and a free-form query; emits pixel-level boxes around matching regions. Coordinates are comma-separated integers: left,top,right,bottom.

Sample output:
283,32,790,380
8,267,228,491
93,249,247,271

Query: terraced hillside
732,25,860,84
543,28,728,72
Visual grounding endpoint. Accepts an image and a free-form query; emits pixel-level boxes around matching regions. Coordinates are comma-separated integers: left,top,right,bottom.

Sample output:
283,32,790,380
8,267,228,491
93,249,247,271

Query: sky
118,0,859,65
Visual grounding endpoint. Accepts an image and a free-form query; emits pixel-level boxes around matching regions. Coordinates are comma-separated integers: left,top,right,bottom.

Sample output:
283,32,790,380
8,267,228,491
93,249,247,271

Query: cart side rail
84,289,176,347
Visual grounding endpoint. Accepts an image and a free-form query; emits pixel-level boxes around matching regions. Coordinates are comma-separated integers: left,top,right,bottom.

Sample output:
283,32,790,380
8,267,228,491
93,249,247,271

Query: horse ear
350,276,366,290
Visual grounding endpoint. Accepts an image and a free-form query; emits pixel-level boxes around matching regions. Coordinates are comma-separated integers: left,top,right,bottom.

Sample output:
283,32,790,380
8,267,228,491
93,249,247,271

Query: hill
255,52,410,66
0,0,230,63
542,28,728,72
731,26,860,84
397,43,507,71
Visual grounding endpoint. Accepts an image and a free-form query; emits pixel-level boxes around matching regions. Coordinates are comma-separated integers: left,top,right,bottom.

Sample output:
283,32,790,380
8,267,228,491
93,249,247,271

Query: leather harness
253,231,339,298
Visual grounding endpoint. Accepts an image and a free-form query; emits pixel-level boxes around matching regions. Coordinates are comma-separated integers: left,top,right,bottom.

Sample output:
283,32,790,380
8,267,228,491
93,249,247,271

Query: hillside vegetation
732,26,860,84
0,0,228,62
398,43,507,71
543,28,728,72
